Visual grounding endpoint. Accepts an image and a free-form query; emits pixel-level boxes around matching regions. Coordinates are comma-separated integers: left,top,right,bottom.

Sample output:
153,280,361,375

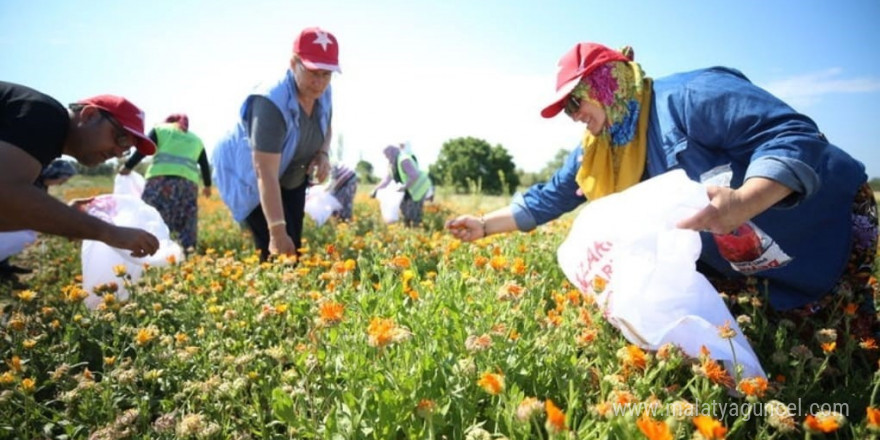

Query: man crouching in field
0,81,160,258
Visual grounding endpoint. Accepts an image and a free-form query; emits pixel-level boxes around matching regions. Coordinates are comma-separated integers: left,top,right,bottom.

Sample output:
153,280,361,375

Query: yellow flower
693,415,727,439
136,326,158,346
366,317,409,348
113,265,127,277
7,356,22,373
7,313,25,331
16,290,36,302
477,372,505,395
22,339,37,349
175,332,189,345
19,378,35,393
390,255,411,269
104,356,116,367
618,344,647,372
820,342,836,354
489,256,508,271
0,371,15,385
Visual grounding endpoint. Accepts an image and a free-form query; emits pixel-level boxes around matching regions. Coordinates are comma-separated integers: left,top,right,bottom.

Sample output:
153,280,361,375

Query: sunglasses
100,111,135,149
563,95,581,117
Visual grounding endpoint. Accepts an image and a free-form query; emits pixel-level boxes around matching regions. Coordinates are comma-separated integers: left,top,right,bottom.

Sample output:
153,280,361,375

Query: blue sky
2,0,879,178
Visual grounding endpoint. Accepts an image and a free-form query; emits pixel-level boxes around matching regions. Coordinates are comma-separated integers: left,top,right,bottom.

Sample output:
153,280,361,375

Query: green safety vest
396,152,431,202
146,123,205,184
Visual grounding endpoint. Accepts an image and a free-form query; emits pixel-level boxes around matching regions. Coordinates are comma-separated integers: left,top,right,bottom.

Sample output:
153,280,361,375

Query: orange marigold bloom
820,342,836,354
390,255,411,269
698,359,734,389
474,256,489,268
737,377,768,398
592,276,607,293
866,407,880,431
620,344,647,371
477,372,505,395
544,399,567,434
693,415,727,439
637,414,673,440
319,301,344,325
804,413,841,434
860,338,878,350
842,302,859,316
511,257,526,275
415,399,436,419
489,255,508,271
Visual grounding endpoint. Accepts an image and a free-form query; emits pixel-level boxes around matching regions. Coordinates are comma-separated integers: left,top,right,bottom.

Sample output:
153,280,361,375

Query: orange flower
866,407,880,431
820,342,836,354
477,372,505,395
592,276,607,293
619,345,647,371
637,414,673,440
544,399,567,434
415,399,435,419
474,256,488,268
489,255,508,271
843,302,859,316
737,377,768,398
860,338,878,350
698,359,734,389
366,317,409,348
804,412,841,434
390,255,411,269
319,301,344,325
693,415,727,439
717,321,736,340
511,258,526,275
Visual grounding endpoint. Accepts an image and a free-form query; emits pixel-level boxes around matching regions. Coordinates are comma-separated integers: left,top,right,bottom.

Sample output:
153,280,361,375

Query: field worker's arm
445,207,519,242
0,141,159,257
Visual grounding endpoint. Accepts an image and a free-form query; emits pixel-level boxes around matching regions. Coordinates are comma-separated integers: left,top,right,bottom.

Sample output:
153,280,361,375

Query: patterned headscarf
165,113,189,132
569,47,653,201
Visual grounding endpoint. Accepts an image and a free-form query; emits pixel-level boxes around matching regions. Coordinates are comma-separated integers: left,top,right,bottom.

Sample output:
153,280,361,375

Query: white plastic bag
114,171,146,197
376,183,405,224
81,177,184,309
0,230,38,261
304,185,342,226
557,170,765,379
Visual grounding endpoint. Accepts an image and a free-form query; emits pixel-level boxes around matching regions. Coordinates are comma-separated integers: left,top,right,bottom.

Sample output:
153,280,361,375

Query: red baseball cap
77,95,156,155
540,42,630,118
293,27,341,73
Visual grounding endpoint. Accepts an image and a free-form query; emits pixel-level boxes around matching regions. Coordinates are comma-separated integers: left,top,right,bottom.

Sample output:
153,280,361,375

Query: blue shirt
512,67,867,310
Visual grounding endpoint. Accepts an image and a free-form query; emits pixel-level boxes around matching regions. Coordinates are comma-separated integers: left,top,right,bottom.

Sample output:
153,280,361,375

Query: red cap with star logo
293,27,341,73
76,94,156,154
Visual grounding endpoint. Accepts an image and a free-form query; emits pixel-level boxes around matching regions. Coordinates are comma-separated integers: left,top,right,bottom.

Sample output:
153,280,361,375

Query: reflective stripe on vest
146,124,204,184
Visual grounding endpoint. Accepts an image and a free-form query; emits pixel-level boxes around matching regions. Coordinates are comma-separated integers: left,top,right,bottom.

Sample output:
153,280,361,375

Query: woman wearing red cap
446,43,876,341
212,27,339,260
0,81,160,260
120,114,211,252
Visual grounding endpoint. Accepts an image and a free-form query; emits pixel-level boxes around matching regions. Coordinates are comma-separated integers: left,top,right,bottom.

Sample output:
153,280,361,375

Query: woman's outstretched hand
445,215,484,242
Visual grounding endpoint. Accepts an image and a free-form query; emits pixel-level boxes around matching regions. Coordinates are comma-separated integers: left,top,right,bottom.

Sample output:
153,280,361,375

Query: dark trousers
244,182,308,261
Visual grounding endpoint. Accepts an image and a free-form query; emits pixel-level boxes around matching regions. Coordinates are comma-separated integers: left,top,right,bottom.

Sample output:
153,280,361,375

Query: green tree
428,136,519,195
869,177,880,192
355,159,378,184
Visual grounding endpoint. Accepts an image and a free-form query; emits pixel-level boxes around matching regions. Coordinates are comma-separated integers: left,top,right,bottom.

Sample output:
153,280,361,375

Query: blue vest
212,69,332,222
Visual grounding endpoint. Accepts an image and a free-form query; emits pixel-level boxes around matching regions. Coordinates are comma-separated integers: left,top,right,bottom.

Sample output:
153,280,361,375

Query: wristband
268,219,287,229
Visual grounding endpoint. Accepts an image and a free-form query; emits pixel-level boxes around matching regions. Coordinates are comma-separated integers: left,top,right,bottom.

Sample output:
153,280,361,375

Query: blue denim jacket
212,69,332,222
513,67,867,310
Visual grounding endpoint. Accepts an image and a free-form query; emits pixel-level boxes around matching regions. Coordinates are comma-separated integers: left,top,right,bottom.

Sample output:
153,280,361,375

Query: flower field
1,183,879,439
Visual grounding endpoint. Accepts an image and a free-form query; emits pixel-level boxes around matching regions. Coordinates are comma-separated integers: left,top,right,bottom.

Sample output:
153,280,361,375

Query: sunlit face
72,108,135,166
564,94,606,136
292,58,333,101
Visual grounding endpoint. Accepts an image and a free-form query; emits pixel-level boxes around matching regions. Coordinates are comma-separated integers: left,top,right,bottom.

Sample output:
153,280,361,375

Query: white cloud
760,68,880,109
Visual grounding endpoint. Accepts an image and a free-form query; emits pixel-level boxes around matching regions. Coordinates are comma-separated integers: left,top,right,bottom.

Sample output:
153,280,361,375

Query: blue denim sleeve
511,146,587,231
681,68,828,199
745,156,819,207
